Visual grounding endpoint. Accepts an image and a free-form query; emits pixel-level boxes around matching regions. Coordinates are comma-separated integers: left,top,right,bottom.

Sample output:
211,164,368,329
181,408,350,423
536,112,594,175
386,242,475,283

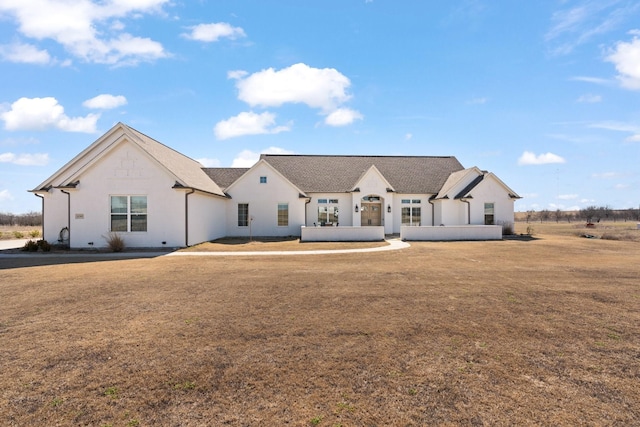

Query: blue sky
1,0,639,214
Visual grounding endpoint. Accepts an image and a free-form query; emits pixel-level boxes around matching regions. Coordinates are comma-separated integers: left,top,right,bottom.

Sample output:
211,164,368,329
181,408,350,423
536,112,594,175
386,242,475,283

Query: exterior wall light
387,204,391,213
355,204,359,213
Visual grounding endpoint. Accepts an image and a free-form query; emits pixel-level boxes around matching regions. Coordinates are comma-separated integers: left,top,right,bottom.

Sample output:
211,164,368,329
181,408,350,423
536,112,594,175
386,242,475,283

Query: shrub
499,221,514,235
22,240,39,252
29,230,41,238
37,239,51,252
104,232,125,252
13,231,24,239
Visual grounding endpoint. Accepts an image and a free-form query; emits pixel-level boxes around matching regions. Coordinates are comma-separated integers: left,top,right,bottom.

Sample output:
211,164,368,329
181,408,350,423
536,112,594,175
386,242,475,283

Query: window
277,203,288,226
401,199,421,226
260,176,267,184
238,203,249,227
484,203,495,225
111,195,147,232
317,199,339,224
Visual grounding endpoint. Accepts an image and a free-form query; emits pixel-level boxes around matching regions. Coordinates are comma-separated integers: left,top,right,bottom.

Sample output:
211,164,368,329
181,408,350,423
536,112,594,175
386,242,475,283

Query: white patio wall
301,226,385,242
401,225,502,241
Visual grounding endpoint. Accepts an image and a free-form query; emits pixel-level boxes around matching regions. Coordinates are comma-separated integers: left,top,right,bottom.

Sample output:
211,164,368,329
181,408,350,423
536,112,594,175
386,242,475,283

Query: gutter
184,189,195,247
34,193,45,239
461,199,471,225
60,189,71,245
428,196,436,226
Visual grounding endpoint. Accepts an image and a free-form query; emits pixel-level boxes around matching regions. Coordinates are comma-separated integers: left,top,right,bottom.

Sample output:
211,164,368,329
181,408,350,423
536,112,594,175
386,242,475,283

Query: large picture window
110,195,147,232
277,203,288,226
317,199,339,224
238,203,249,227
401,199,421,226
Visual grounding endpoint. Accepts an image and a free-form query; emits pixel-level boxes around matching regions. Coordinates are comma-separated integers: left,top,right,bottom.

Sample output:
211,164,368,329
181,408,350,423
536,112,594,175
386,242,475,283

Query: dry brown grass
0,225,41,240
1,232,639,426
184,237,388,252
516,221,640,242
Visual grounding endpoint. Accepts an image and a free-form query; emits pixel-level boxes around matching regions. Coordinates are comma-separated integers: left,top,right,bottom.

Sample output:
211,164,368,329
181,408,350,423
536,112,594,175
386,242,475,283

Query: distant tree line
520,206,640,223
0,211,42,226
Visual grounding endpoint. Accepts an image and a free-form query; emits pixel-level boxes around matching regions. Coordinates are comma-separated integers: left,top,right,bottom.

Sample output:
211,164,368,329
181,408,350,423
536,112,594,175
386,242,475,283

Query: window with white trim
317,199,339,224
110,195,147,232
277,203,288,226
484,203,495,225
238,203,249,227
401,199,421,226
260,176,267,184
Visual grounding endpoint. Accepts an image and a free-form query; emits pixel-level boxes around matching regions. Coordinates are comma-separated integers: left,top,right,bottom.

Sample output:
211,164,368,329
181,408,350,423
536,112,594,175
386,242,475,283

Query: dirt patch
1,235,639,425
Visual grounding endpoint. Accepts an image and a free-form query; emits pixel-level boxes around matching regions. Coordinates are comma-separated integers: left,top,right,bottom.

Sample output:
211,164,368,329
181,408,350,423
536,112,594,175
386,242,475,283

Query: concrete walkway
0,238,410,260
0,239,32,250
166,238,410,257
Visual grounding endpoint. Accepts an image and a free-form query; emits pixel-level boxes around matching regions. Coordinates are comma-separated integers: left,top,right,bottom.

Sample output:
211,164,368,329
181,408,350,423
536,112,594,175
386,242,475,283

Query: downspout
304,197,311,226
185,189,195,247
461,199,471,225
34,193,44,239
428,197,435,226
60,189,71,244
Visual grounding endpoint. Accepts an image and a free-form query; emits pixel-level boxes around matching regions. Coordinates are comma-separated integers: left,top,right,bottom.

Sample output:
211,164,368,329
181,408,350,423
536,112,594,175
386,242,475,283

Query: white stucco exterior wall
58,142,188,248
40,190,70,245
306,193,353,227
225,162,306,237
466,177,516,225
185,191,228,246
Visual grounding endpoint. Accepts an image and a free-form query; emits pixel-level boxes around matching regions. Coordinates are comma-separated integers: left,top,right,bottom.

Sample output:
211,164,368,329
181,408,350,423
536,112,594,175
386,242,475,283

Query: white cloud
234,63,352,112
405,133,413,140
1,97,99,133
182,22,246,42
231,146,295,167
466,97,488,105
569,76,612,85
0,189,13,201
545,2,640,55
214,111,290,140
324,108,363,127
0,42,51,64
557,194,578,200
589,120,640,142
228,70,248,80
592,172,622,179
607,34,640,90
576,93,601,103
0,152,49,166
614,183,629,189
517,151,566,165
196,157,221,167
83,94,127,109
0,0,170,66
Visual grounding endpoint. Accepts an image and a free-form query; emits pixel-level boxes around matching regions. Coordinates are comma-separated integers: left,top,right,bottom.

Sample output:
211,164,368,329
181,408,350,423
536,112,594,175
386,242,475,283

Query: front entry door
361,203,382,226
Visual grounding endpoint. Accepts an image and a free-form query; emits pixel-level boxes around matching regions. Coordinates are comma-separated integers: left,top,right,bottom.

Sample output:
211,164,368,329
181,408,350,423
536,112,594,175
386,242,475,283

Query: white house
31,123,521,248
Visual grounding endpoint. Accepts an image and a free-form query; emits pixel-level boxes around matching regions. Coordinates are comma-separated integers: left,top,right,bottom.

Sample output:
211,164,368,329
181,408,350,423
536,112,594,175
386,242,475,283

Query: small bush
22,240,39,252
29,229,41,238
37,239,51,252
13,231,24,239
104,232,125,252
499,221,514,235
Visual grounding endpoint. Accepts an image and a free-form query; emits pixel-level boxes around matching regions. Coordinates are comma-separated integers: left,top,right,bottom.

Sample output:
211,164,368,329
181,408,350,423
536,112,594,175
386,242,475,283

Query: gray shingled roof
203,168,250,190
257,155,464,194
124,125,226,197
